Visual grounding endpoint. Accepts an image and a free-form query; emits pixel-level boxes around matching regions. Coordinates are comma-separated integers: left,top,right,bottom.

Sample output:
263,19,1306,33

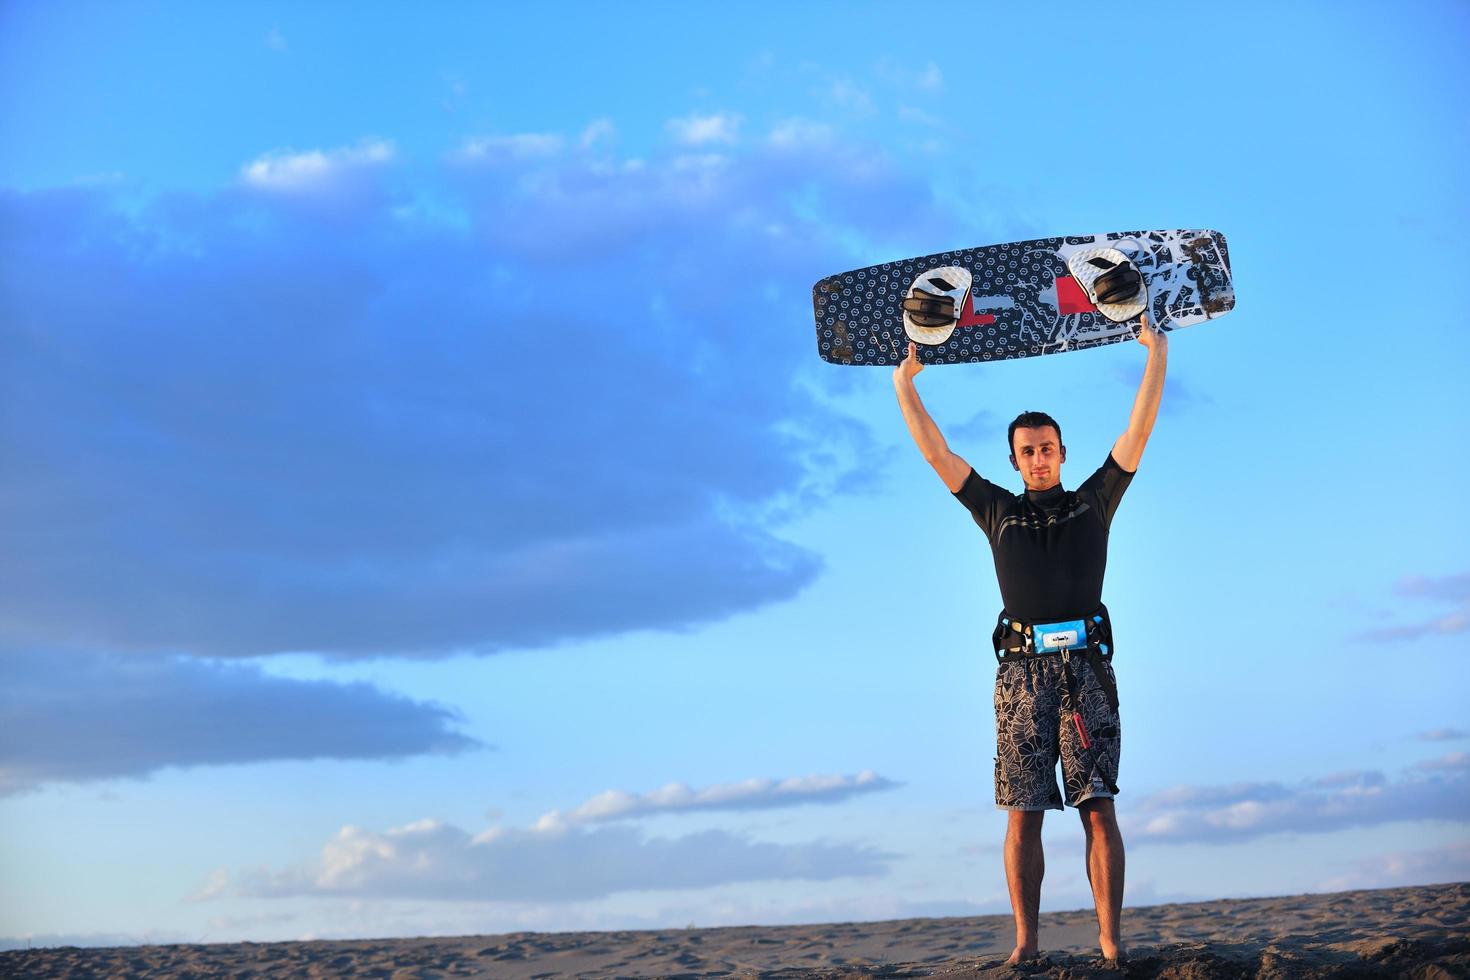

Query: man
892,316,1167,965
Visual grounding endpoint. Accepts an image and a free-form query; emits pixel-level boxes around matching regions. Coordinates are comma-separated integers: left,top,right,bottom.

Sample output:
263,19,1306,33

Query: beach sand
4,881,1465,978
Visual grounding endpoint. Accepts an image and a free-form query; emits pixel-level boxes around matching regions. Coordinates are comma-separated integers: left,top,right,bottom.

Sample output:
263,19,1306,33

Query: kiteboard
811,228,1234,366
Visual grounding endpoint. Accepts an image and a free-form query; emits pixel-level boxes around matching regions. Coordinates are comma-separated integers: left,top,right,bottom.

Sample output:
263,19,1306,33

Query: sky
1,0,1468,949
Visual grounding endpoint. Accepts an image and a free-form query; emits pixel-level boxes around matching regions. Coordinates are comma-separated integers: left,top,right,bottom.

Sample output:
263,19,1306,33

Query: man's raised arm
893,340,971,492
1110,314,1169,473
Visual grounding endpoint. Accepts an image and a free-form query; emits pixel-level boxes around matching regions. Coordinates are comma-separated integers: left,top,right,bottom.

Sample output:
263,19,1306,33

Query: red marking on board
956,288,997,328
1056,276,1097,315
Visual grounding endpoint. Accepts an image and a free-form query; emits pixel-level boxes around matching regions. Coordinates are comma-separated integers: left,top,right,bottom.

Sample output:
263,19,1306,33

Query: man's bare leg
1079,798,1125,960
1003,810,1045,964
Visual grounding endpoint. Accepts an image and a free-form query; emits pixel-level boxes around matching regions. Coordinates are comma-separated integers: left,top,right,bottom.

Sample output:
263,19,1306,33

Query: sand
4,881,1465,978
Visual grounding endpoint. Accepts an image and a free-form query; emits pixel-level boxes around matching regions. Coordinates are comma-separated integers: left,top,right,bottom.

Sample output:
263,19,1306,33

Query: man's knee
1078,797,1116,832
1007,810,1045,839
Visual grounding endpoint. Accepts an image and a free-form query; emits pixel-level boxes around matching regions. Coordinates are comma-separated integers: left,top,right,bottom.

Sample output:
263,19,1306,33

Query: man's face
1011,425,1065,491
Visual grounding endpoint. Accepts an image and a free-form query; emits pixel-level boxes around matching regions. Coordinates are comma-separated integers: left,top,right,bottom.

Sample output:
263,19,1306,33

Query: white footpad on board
901,266,970,346
1067,247,1147,323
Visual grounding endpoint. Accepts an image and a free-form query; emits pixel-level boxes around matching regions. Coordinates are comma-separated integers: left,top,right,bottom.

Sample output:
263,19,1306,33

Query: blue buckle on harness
1032,619,1088,653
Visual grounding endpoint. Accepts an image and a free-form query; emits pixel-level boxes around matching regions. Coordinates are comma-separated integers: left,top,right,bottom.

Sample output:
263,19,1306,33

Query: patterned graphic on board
812,228,1234,366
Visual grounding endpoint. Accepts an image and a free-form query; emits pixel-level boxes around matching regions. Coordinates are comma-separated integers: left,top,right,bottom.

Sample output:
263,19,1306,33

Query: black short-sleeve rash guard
952,452,1135,622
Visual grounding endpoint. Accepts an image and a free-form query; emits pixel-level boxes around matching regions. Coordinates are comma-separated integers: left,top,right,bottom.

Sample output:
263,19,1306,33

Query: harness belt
992,605,1120,796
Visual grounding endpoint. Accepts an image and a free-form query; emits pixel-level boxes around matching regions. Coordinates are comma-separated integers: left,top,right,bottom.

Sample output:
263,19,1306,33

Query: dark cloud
944,409,1004,448
0,129,978,660
0,648,479,796
201,820,895,903
1352,571,1470,643
1395,572,1470,601
1110,364,1210,418
1125,755,1469,846
1355,617,1469,643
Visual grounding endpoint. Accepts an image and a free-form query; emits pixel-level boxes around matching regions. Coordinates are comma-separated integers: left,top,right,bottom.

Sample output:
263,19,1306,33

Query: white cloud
669,152,729,174
1419,727,1469,742
874,58,944,94
580,118,615,149
201,817,893,903
1412,751,1469,772
767,118,835,149
898,105,943,127
265,27,287,53
828,79,874,114
1317,839,1470,892
194,772,899,903
667,112,741,146
193,867,231,901
452,132,564,163
66,171,128,187
534,770,899,828
240,139,394,192
1126,754,1469,845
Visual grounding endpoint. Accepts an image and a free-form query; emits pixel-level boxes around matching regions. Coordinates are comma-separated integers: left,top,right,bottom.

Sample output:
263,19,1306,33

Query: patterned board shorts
994,654,1121,810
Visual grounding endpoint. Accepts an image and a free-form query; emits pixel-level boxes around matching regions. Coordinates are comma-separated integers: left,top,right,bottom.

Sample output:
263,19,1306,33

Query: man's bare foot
1005,944,1040,966
1099,936,1126,962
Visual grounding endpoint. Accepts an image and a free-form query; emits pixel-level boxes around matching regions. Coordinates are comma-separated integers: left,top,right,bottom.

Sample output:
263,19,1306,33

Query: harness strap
992,608,1112,663
993,607,1120,796
1094,264,1143,304
901,293,955,326
1058,648,1120,796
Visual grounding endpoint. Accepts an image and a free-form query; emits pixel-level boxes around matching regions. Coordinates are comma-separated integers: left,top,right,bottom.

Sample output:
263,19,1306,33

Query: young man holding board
893,317,1168,965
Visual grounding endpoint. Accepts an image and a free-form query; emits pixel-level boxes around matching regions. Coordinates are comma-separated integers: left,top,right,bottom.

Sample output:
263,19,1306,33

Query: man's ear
1010,454,1018,471
1060,444,1066,463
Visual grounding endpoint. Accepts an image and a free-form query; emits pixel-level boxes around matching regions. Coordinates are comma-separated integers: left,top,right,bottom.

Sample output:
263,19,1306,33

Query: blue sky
2,0,1468,948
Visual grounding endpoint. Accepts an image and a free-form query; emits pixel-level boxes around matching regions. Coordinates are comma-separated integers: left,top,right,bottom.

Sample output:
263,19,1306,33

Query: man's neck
1025,481,1065,501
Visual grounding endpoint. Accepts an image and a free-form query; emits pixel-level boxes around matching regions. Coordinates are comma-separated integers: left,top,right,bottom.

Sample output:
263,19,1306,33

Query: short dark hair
1008,411,1062,456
